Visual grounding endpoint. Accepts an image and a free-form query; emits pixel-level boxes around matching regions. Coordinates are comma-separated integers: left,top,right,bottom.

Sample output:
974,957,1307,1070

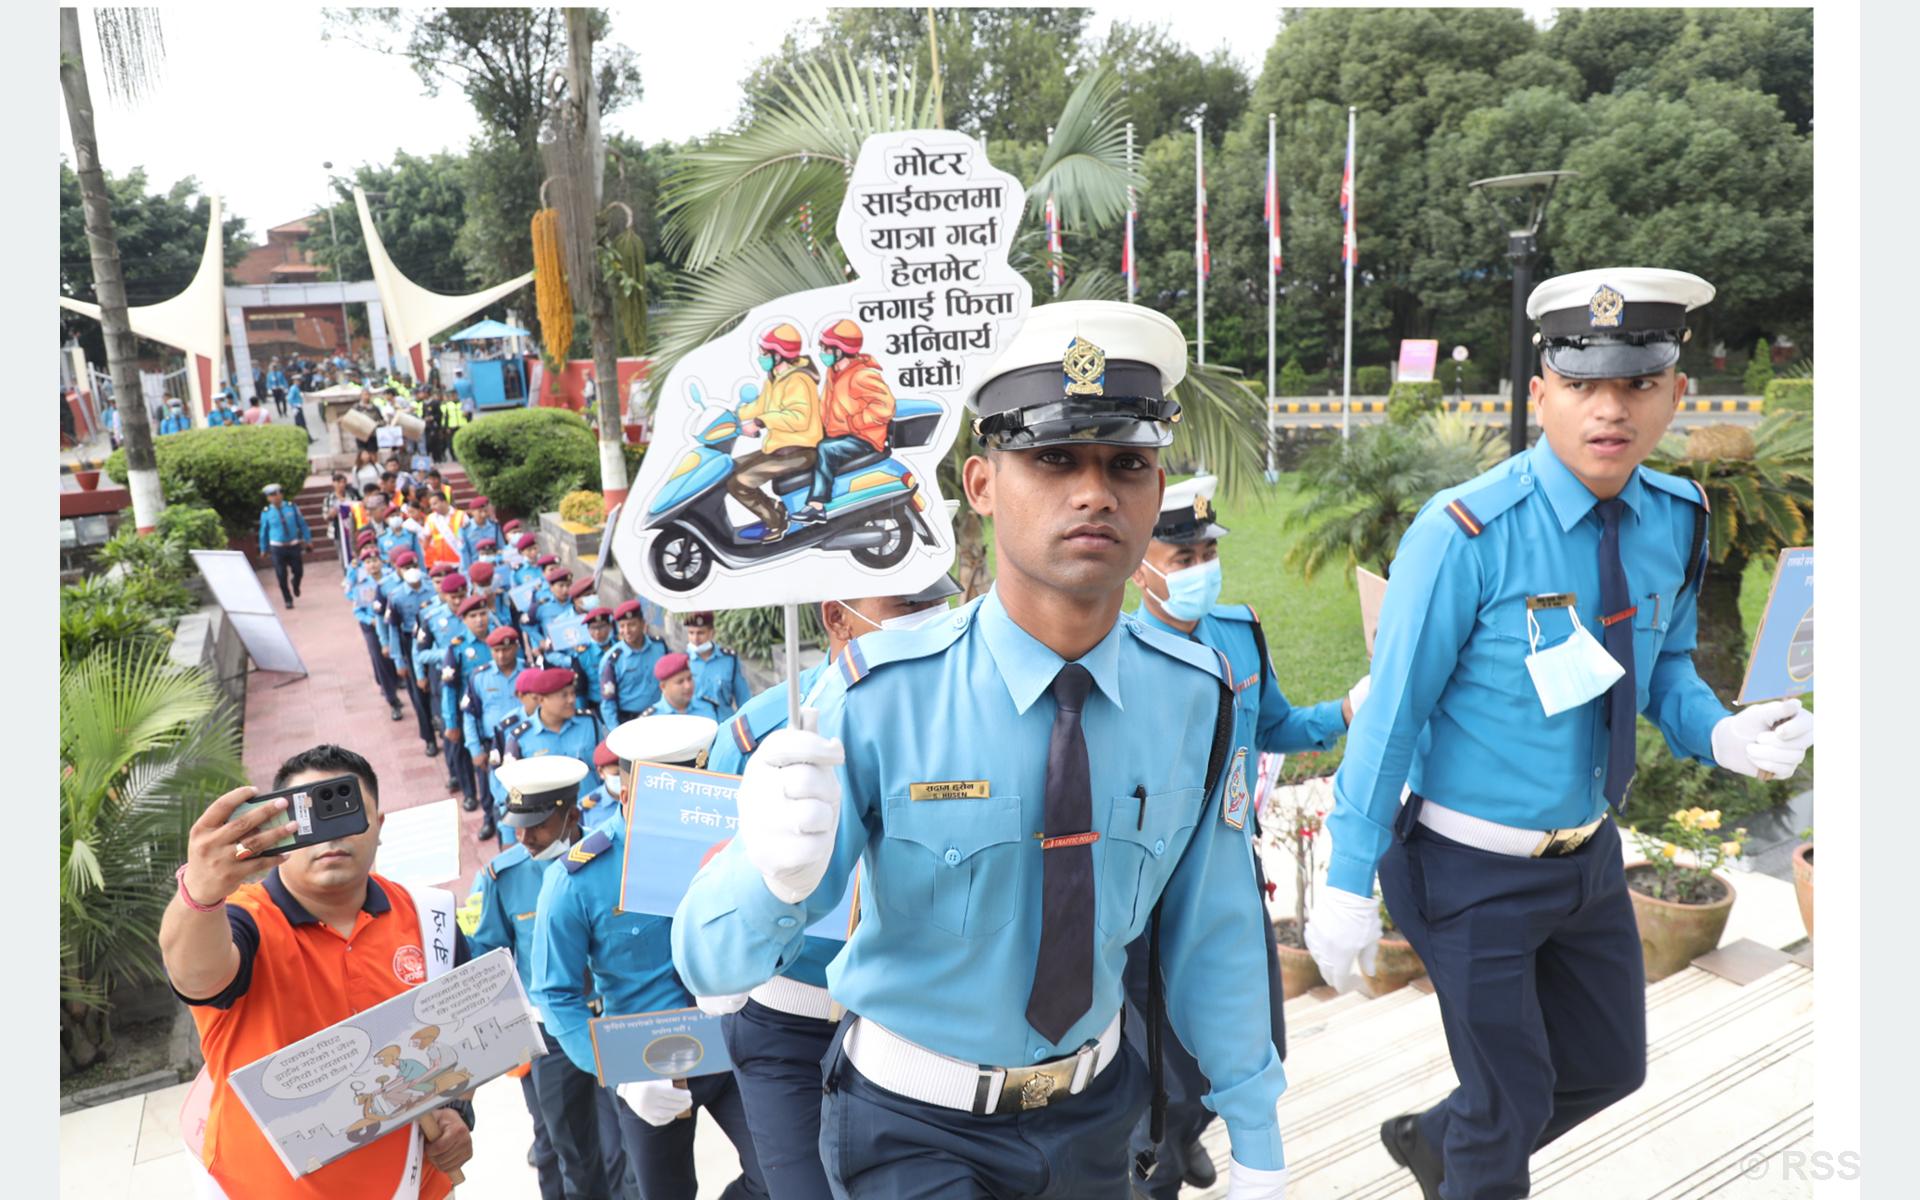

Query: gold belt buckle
998,1042,1095,1111
1533,818,1602,858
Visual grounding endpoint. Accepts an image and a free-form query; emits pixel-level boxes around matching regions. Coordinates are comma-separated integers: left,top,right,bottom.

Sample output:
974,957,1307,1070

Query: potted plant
1260,763,1327,999
1626,808,1747,981
1792,827,1813,940
73,468,101,490
1362,895,1427,996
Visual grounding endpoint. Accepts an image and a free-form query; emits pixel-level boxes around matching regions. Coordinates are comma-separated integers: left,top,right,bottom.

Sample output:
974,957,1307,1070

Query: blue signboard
508,581,539,614
1738,547,1814,704
547,611,591,652
588,1008,731,1086
616,763,856,941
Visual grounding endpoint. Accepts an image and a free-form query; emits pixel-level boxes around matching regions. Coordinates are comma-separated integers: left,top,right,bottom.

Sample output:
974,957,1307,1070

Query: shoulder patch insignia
1222,747,1251,831
731,714,756,755
487,843,529,878
563,829,612,874
1444,498,1485,537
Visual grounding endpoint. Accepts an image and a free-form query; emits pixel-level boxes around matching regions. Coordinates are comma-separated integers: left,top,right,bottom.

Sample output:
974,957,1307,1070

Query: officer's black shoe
390,702,404,721
461,793,481,812
444,775,460,792
525,1144,536,1168
1381,1114,1445,1200
285,598,295,609
478,811,498,842
1182,1138,1217,1189
424,742,439,758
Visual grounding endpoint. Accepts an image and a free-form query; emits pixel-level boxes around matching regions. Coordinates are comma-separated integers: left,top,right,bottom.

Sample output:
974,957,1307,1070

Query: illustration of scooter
642,382,945,592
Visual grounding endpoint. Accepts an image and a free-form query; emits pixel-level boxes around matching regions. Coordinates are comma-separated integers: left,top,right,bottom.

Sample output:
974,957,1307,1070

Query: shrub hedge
1763,378,1813,414
452,408,599,520
104,426,310,536
1354,365,1392,395
1386,381,1443,425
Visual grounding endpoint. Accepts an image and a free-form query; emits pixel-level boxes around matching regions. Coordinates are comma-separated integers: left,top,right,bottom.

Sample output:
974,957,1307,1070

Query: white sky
59,4,1552,239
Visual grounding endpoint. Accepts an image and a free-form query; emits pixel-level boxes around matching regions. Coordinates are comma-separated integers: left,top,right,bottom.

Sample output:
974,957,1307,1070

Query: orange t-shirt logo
392,944,427,984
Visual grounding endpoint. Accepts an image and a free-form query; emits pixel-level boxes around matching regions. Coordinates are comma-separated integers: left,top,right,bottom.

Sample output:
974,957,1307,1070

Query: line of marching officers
345,278,1813,1200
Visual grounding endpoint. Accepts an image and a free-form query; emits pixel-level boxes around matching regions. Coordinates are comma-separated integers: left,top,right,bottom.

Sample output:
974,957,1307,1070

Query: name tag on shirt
909,780,992,801
1526,593,1577,611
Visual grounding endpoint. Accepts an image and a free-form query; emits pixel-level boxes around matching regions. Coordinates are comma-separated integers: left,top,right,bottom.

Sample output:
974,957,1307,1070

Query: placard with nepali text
1737,546,1814,704
588,1008,734,1087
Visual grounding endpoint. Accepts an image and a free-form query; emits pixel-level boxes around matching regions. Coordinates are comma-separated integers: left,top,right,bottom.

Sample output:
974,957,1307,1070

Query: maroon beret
535,554,558,568
515,533,537,551
457,595,488,616
653,651,691,681
392,550,418,567
683,611,715,629
586,606,614,623
613,600,644,621
503,518,523,532
465,497,488,510
437,573,466,594
474,536,498,551
357,529,377,545
516,666,575,695
485,626,521,647
467,562,495,585
429,562,454,577
567,576,596,600
544,565,570,583
593,741,618,769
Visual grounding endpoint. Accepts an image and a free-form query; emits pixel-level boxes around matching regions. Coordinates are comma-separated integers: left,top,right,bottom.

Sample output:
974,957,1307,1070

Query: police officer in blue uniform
478,754,635,1200
1124,475,1371,1197
344,544,407,721
158,399,191,434
673,301,1292,1199
1307,269,1816,1200
683,612,751,714
382,549,442,755
257,484,312,610
638,653,727,721
534,715,769,1199
700,576,960,1200
460,626,525,841
599,601,669,724
557,607,617,722
438,596,497,812
489,688,542,850
579,741,626,832
506,668,606,785
461,496,500,568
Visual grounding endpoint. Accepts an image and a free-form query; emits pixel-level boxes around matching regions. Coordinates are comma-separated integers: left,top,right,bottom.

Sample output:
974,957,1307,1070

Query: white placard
375,798,462,888
190,550,308,676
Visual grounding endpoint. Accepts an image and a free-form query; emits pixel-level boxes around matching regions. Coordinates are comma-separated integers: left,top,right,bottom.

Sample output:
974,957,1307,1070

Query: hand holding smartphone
228,775,371,854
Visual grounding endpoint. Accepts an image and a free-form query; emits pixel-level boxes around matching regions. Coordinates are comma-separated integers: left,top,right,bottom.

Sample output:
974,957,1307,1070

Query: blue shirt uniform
343,565,387,628
673,589,1289,1170
158,411,191,434
687,644,751,714
532,821,691,1073
462,662,523,760
469,843,549,997
639,695,726,721
439,633,494,731
206,407,237,427
462,518,501,565
384,582,435,665
507,714,607,794
1327,438,1723,896
528,595,574,644
579,782,623,831
378,527,422,566
374,575,405,657
704,660,839,988
550,634,614,718
257,504,310,554
599,637,668,724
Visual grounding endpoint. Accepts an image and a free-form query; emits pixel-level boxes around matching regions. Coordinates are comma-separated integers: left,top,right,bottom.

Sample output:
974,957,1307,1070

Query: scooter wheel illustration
850,515,912,569
651,526,714,592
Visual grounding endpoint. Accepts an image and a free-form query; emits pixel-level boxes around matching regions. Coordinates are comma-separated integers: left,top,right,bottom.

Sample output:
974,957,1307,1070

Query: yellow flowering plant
1630,807,1748,904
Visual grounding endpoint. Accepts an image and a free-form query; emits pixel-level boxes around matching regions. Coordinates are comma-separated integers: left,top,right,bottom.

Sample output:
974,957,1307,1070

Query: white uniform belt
749,975,837,1022
1417,796,1606,858
843,1013,1122,1115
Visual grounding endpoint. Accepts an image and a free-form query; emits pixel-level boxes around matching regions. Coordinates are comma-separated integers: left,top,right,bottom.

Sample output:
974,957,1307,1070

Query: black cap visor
975,397,1180,451
1153,520,1230,545
1541,338,1681,381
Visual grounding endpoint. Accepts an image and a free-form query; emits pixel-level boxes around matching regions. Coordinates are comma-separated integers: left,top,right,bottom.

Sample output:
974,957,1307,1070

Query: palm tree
652,55,1270,595
60,646,246,1074
59,8,167,533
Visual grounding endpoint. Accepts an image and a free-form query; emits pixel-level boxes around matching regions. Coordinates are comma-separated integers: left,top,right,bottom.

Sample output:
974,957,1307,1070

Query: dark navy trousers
529,1024,635,1199
358,622,400,706
819,1018,1150,1199
615,1070,768,1199
721,999,837,1200
1377,801,1647,1200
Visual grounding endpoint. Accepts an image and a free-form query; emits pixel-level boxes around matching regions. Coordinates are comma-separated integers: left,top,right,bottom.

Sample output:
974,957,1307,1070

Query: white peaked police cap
606,714,720,771
967,301,1188,450
496,754,589,828
1525,267,1715,380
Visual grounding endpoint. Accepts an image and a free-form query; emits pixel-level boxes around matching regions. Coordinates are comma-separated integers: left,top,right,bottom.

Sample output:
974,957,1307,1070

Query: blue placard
547,611,591,651
588,1008,732,1086
1737,546,1814,704
508,581,539,613
353,582,377,605
617,763,856,941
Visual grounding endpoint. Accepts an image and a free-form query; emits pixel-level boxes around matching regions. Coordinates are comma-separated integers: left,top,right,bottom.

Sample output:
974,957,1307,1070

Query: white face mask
386,515,403,529
845,603,949,634
690,640,715,657
402,568,423,586
1524,608,1627,717
531,834,573,862
603,772,624,797
580,594,600,611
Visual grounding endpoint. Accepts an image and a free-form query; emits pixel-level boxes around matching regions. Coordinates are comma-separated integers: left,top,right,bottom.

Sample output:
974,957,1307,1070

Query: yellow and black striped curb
60,457,106,475
1266,399,1760,414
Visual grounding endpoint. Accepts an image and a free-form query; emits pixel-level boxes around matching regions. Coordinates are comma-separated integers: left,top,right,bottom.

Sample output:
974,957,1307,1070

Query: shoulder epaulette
563,828,612,874
839,597,977,690
1638,465,1711,510
1213,603,1259,624
728,711,759,756
1433,464,1531,538
486,843,529,879
1126,615,1234,688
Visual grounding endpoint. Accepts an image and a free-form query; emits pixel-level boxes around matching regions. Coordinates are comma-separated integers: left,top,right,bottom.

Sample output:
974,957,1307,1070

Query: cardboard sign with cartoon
610,131,1029,609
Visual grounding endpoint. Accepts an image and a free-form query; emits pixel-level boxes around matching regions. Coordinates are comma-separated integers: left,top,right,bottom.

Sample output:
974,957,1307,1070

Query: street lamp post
1468,170,1577,457
321,162,352,362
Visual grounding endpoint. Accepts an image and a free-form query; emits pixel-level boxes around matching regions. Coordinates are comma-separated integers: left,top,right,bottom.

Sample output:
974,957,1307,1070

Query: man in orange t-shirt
793,318,896,527
160,744,476,1200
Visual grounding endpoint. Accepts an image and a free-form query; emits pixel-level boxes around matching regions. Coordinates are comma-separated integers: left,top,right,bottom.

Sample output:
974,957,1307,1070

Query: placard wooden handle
673,1077,693,1119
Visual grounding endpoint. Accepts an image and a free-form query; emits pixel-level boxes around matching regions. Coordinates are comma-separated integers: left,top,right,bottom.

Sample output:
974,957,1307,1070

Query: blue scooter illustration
642,382,944,593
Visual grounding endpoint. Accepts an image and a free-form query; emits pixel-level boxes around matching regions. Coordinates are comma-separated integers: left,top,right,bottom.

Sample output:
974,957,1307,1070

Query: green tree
308,150,473,294
1093,21,1252,146
59,163,250,307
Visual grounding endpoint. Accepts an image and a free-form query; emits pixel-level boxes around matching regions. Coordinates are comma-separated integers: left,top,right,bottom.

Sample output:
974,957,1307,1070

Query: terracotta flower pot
1271,918,1324,999
73,470,100,491
1362,934,1426,996
1625,862,1736,982
622,422,646,444
1791,843,1813,940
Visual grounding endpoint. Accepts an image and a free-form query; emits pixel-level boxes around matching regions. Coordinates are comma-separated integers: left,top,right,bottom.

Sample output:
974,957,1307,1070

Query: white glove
603,681,617,698
617,1079,692,1126
738,727,845,905
440,666,455,682
1346,675,1371,724
1303,886,1382,994
1226,1161,1288,1199
695,992,750,1016
1712,698,1815,779
488,748,501,767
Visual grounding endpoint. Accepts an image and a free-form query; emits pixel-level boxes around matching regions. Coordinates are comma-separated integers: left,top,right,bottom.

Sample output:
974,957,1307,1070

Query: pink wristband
175,864,222,913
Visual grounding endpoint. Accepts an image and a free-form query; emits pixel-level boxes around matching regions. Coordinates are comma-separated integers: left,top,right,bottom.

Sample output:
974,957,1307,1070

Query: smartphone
229,774,370,854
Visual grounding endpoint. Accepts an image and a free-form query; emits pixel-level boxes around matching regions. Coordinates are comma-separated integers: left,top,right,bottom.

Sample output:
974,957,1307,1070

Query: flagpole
1046,126,1059,297
1194,104,1207,365
1341,105,1356,443
1125,121,1136,305
1266,111,1278,483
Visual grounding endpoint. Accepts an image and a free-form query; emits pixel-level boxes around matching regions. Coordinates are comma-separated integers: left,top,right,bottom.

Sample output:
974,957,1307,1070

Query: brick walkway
240,556,492,897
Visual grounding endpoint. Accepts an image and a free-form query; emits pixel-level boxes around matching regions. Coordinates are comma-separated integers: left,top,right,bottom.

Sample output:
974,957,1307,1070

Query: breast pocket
1097,790,1203,940
1632,590,1672,699
879,794,1024,937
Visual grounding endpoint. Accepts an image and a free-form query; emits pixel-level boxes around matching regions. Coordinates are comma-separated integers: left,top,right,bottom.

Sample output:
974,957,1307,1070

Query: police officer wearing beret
1308,268,1816,1200
639,653,727,721
699,575,962,1200
384,551,442,756
344,547,406,722
461,627,524,841
474,755,633,1200
674,300,1292,1199
683,612,752,715
1124,475,1371,1197
599,602,670,725
534,715,768,1199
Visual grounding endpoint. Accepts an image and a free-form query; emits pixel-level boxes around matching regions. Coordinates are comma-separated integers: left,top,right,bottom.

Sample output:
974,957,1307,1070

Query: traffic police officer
462,496,500,566
378,505,424,567
462,626,525,841
673,301,1291,1199
1307,268,1816,1200
701,576,961,1200
579,741,626,832
1123,475,1371,1196
533,715,768,1199
158,399,191,434
439,596,496,811
383,550,441,755
477,755,633,1200
639,653,725,721
505,668,605,784
683,612,751,713
553,606,617,721
599,601,669,724
345,546,406,721
257,484,312,610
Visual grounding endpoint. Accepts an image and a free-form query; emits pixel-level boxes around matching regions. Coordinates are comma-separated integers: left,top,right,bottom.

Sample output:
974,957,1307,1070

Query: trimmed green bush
1386,381,1444,425
104,426,310,536
559,489,605,527
452,407,599,520
1354,365,1391,395
1764,378,1813,415
1742,338,1775,394
156,505,225,551
1277,357,1310,397
1439,357,1489,393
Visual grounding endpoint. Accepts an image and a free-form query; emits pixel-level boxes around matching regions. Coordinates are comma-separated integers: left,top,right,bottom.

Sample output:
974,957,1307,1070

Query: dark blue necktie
1026,663,1095,1043
1597,499,1637,812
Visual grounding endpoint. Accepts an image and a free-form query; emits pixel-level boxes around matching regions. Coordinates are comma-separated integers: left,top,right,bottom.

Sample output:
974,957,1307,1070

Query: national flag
1266,141,1283,275
1198,170,1211,279
1339,131,1357,269
1045,194,1063,295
